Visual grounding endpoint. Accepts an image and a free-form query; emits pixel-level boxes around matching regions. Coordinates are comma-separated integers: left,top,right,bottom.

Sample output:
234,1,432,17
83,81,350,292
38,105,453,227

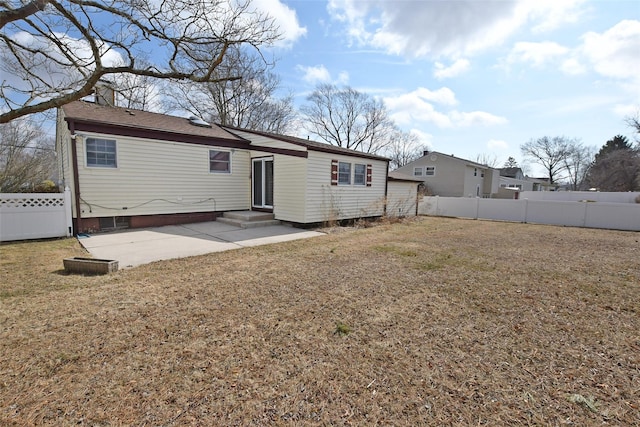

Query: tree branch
0,0,48,29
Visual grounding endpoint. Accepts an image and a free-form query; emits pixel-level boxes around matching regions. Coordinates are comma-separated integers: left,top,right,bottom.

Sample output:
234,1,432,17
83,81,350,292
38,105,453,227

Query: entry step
218,211,280,228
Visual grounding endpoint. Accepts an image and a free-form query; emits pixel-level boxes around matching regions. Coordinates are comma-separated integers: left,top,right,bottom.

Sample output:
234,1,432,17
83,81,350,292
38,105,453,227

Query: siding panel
305,151,387,223
74,133,250,217
272,155,307,222
387,182,418,217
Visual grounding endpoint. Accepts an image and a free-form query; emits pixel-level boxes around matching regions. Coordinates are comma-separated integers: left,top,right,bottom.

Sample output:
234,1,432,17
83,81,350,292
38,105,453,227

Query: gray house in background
396,151,500,198
499,167,533,191
498,168,558,194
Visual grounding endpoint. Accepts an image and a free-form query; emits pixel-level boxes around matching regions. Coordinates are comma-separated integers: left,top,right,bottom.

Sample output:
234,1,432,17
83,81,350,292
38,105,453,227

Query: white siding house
396,151,500,198
57,100,391,233
227,128,390,223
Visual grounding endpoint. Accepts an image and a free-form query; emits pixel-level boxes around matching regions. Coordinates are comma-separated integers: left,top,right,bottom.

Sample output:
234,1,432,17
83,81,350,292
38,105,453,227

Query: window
425,166,435,176
413,167,423,177
338,162,351,185
86,138,116,168
474,168,477,177
354,164,366,185
209,150,230,173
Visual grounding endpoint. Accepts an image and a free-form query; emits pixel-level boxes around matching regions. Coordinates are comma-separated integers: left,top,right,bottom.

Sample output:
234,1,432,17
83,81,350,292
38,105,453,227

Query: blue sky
261,0,640,172
5,0,637,175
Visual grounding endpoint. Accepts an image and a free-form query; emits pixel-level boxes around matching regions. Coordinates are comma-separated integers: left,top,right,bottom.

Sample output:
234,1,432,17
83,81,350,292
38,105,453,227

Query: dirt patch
1,217,638,425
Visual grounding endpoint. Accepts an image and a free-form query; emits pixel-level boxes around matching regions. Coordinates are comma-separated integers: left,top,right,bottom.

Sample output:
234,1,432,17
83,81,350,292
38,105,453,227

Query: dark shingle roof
499,167,522,177
62,101,243,142
222,125,389,162
62,101,390,162
388,171,424,182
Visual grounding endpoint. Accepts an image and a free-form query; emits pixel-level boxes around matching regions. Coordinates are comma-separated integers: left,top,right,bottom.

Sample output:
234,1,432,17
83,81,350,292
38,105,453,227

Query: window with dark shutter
331,159,339,185
366,164,372,187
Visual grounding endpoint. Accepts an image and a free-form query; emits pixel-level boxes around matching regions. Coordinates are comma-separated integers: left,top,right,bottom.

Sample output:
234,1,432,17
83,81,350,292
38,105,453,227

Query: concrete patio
78,220,324,268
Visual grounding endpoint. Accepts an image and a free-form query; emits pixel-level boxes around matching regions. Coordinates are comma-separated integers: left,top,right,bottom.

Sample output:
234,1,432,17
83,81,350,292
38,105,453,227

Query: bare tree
300,84,394,154
0,117,55,192
587,148,640,191
165,47,296,133
113,70,163,112
563,143,595,190
385,128,425,170
625,111,640,142
0,0,280,123
520,136,577,184
475,153,499,168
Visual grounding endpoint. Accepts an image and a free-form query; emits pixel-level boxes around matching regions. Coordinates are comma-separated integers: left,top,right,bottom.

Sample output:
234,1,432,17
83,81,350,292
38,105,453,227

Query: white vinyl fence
0,188,73,242
419,196,640,231
519,191,640,203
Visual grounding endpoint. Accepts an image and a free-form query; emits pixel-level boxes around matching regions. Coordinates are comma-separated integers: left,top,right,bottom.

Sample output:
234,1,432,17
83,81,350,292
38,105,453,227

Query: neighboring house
499,167,534,190
56,99,394,233
528,177,560,192
395,151,500,198
496,168,559,197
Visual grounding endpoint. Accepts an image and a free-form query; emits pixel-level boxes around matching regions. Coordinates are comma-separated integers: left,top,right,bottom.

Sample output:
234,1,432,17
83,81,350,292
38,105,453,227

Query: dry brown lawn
0,217,638,426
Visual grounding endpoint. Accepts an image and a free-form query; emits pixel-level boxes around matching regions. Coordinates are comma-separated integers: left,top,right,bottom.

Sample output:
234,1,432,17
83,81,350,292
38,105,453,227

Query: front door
252,158,274,210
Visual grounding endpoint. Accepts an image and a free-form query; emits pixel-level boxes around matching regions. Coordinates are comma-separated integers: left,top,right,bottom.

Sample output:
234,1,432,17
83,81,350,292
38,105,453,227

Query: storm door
252,158,274,210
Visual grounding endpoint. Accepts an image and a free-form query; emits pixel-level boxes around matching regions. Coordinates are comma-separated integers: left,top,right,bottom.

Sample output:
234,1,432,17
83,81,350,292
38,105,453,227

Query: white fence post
475,197,480,219
64,186,73,237
522,198,529,223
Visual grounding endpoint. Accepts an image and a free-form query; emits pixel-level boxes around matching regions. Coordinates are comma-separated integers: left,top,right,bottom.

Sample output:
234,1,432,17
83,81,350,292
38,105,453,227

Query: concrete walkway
79,221,324,268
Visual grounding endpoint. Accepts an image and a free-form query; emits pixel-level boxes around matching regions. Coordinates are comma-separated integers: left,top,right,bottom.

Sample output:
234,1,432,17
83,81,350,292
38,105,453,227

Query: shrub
33,180,59,193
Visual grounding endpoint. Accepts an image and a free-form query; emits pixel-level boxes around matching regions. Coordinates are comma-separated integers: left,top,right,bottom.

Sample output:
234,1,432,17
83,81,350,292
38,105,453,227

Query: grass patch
334,321,352,336
0,217,638,425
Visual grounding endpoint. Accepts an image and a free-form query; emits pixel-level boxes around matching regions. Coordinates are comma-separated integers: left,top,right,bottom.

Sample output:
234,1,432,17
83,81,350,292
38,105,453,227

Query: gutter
68,120,83,234
383,161,389,216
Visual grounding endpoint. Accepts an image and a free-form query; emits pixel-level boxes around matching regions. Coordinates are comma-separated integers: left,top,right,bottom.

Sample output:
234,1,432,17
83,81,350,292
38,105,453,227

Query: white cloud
387,97,452,128
409,129,433,147
433,59,471,80
450,111,509,127
326,0,588,58
249,0,307,48
613,103,639,118
560,58,586,75
499,19,639,86
1,31,123,93
297,65,332,84
580,20,640,81
524,0,587,33
487,139,509,150
384,87,507,129
336,71,350,85
507,41,569,67
296,65,349,85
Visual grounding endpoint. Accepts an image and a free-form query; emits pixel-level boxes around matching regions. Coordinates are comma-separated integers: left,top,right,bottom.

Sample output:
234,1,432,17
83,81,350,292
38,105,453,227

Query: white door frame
252,157,274,210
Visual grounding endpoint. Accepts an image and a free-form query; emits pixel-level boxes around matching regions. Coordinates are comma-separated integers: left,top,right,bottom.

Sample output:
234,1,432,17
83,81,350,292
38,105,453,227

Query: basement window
99,216,129,231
